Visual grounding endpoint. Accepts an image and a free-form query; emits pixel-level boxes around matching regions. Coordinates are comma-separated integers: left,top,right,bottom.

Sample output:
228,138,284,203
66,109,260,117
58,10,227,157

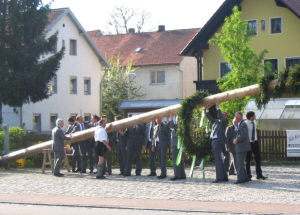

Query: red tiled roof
281,0,300,18
88,28,201,66
47,8,67,28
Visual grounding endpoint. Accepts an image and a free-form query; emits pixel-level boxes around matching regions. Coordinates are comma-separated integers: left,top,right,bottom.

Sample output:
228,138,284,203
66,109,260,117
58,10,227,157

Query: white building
2,8,109,133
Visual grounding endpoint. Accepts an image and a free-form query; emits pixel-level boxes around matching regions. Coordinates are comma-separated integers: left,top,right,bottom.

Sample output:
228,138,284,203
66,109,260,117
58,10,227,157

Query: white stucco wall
179,56,197,98
2,14,102,132
133,65,182,100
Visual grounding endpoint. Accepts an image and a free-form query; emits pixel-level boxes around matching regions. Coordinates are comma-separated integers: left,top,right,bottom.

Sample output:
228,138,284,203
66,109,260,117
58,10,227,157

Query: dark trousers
221,146,230,171
71,142,81,170
80,140,94,171
118,144,127,174
157,143,168,176
246,141,262,178
211,139,227,180
126,147,142,175
172,146,186,178
228,151,237,175
103,148,112,174
54,150,64,174
148,141,156,174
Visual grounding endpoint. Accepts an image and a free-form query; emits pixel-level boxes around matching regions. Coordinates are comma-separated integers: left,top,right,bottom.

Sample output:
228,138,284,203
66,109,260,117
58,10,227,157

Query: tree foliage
104,4,152,35
0,0,64,119
102,55,145,121
209,6,268,119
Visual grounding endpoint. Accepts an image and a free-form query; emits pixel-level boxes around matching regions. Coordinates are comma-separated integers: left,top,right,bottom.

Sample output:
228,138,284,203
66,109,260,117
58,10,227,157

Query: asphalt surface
0,165,299,214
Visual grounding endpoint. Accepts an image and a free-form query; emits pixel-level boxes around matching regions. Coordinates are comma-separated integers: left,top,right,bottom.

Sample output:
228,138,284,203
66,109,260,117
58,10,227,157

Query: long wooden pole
0,80,278,165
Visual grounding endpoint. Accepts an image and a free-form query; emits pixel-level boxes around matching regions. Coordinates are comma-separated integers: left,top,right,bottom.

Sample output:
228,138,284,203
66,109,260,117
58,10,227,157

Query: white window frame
263,58,279,73
247,19,258,36
284,56,300,69
33,114,41,132
70,76,77,94
150,70,165,85
270,17,282,35
84,78,91,95
49,76,57,94
69,39,77,55
219,62,232,78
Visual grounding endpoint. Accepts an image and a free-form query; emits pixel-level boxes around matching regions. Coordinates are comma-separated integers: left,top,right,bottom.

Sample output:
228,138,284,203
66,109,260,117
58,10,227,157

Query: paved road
0,165,299,214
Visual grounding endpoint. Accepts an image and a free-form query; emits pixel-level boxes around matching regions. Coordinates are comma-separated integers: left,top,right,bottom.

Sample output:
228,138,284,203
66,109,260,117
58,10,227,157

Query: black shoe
223,177,229,182
245,178,252,182
108,172,112,175
74,169,81,173
234,180,245,184
211,180,221,183
72,168,76,173
147,173,157,176
54,173,64,177
229,173,236,175
89,169,94,174
181,176,186,179
96,175,106,179
136,173,141,176
158,175,167,179
94,172,97,174
119,173,124,175
80,171,87,174
170,176,180,181
257,175,268,180
123,173,131,176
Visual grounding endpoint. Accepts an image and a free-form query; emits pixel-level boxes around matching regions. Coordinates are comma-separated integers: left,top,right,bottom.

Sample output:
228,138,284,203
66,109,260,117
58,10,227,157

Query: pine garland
177,90,211,159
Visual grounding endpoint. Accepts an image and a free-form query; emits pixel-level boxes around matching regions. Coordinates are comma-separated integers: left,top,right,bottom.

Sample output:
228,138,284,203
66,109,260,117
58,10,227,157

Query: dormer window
135,48,142,53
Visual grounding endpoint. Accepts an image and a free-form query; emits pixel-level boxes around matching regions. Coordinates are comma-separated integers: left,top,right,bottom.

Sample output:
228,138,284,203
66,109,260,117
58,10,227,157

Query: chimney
158,25,165,32
128,28,135,34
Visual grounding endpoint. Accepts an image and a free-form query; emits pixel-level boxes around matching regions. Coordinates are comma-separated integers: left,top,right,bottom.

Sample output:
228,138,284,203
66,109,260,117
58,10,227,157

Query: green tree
0,0,64,123
102,55,145,121
209,6,268,119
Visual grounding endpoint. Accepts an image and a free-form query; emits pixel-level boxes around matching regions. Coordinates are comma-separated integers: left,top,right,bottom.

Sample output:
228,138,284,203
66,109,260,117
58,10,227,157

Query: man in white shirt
245,111,268,180
94,119,112,179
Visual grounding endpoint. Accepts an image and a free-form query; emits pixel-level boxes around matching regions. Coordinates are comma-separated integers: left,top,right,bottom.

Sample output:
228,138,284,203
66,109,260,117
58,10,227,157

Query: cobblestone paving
0,165,299,205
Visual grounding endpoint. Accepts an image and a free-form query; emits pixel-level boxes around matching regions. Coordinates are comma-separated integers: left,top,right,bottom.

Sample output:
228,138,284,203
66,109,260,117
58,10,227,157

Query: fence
11,131,300,162
257,130,300,162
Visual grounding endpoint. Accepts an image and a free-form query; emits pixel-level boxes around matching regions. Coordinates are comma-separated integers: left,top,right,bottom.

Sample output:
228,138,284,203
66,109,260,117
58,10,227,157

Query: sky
43,0,225,32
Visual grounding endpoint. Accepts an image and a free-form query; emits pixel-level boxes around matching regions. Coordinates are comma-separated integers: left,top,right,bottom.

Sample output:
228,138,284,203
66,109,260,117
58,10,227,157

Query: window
50,114,58,129
33,114,41,132
84,114,91,122
286,57,300,69
248,20,257,35
70,114,77,122
62,40,65,48
70,39,77,55
150,70,165,84
264,59,278,73
220,62,232,78
51,42,57,54
70,77,77,94
49,76,57,94
84,78,91,95
271,17,282,34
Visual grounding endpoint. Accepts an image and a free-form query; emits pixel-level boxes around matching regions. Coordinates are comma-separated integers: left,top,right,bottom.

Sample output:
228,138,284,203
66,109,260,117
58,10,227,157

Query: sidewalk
0,165,299,214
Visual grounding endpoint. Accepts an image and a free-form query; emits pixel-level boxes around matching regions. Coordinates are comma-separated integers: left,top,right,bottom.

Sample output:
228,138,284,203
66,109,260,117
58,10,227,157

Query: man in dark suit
145,119,157,176
124,122,146,176
72,115,93,173
225,118,238,175
233,112,251,184
153,118,171,179
206,101,228,183
52,119,72,177
245,111,268,180
168,115,186,181
65,117,79,172
115,115,127,175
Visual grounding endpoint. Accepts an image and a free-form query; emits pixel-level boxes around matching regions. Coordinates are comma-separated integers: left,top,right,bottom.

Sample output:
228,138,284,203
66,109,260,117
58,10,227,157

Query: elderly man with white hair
52,118,72,177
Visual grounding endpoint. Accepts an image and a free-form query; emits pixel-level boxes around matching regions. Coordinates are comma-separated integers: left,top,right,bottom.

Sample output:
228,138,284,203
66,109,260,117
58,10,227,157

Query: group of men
52,114,186,180
206,101,268,184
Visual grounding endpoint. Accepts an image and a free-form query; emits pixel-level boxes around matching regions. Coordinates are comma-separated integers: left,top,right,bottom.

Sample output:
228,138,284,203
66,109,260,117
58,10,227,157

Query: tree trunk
0,80,279,165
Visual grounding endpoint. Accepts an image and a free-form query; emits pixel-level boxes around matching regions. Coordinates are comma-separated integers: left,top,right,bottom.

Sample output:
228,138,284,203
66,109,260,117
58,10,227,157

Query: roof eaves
276,0,300,19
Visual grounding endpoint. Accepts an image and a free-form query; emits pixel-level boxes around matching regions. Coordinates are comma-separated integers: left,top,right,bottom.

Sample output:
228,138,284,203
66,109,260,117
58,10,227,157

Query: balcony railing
194,80,221,95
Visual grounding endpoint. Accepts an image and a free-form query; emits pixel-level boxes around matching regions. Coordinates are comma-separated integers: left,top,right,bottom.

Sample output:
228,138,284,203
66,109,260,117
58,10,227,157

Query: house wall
2,14,102,132
203,0,300,80
180,56,197,98
134,65,182,100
